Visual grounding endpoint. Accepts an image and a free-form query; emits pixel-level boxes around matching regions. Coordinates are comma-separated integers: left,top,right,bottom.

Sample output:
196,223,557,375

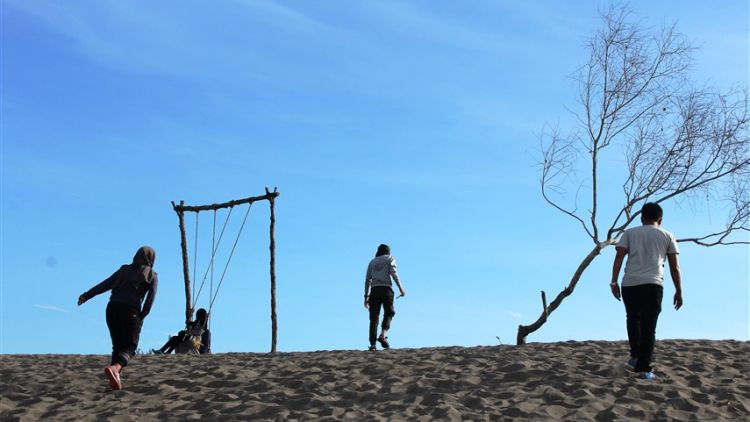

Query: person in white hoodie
364,244,406,350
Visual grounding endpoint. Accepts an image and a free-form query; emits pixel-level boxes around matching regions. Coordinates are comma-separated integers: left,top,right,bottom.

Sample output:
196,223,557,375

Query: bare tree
517,6,749,345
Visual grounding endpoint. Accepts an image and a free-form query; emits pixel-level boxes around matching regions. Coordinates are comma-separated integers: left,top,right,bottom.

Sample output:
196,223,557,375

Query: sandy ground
1,340,748,421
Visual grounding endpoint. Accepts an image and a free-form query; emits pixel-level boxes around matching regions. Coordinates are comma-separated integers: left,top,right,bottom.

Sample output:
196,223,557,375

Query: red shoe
104,365,122,390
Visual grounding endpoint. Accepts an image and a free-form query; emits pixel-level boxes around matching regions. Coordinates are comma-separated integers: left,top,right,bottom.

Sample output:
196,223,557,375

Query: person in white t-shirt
610,202,683,379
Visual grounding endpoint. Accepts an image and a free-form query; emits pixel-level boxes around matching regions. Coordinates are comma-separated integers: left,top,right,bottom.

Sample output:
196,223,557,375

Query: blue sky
1,1,747,354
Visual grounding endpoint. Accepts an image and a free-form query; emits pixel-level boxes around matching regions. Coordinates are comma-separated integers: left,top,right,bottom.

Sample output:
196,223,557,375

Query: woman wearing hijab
78,246,158,390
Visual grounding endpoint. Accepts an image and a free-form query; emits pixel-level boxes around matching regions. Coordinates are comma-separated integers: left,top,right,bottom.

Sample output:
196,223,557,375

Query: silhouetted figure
364,244,406,351
153,308,211,355
78,246,158,390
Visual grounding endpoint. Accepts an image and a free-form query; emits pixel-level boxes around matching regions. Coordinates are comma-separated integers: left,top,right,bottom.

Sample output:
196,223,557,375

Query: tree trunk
516,242,612,345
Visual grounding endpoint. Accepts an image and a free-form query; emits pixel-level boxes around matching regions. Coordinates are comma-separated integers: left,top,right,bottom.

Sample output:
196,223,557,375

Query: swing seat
174,325,205,355
174,336,202,354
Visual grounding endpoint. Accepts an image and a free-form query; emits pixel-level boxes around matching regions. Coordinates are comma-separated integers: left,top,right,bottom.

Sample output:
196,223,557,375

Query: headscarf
196,308,208,323
132,246,156,284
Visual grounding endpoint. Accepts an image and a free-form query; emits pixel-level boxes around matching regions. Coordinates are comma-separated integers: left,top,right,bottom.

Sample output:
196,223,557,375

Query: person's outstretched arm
667,253,683,310
364,263,372,309
78,269,120,305
390,258,406,297
140,274,158,319
610,247,627,301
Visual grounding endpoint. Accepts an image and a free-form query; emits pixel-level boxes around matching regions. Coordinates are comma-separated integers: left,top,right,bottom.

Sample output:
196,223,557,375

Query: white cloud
5,0,342,80
356,1,518,54
232,0,339,33
507,310,523,319
34,304,69,313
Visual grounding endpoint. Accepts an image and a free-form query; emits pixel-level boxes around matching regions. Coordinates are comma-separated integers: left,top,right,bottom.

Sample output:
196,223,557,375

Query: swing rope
209,210,216,330
208,202,253,315
191,212,199,307
191,206,234,311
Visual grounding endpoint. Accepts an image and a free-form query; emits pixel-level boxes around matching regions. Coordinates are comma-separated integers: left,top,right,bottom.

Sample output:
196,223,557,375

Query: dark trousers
106,301,142,367
622,284,663,372
159,334,183,354
368,286,395,346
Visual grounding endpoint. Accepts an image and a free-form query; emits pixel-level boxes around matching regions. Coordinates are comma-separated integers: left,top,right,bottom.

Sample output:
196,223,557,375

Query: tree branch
525,5,749,344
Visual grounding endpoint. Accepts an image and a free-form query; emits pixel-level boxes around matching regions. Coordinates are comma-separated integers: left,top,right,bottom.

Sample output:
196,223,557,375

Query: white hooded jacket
364,254,400,296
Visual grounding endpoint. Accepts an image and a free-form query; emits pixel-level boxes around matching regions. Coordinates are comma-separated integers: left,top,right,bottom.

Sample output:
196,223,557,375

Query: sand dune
1,340,748,421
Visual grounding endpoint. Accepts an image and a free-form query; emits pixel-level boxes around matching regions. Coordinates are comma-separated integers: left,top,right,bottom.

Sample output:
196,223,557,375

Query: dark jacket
82,266,158,318
81,247,158,318
200,329,211,354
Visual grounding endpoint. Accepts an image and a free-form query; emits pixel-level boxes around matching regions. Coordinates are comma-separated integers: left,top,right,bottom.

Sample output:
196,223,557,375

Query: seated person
152,308,211,354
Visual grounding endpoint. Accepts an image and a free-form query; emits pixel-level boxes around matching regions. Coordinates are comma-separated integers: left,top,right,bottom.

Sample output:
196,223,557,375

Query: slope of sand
1,340,748,421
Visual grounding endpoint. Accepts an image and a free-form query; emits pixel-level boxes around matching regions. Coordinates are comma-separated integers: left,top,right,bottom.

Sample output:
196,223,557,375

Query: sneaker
104,365,122,390
151,348,164,355
638,371,656,380
377,336,390,349
627,358,637,369
368,345,377,351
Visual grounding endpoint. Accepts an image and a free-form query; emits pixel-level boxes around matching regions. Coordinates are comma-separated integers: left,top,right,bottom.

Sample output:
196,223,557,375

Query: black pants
622,284,663,372
106,301,142,367
159,334,183,354
368,286,395,346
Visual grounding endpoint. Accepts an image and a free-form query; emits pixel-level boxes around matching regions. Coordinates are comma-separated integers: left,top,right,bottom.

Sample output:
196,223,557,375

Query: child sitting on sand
153,308,211,355
78,246,159,391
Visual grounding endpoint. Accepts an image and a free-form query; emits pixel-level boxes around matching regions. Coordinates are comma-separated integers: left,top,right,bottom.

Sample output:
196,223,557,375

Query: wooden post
173,201,193,323
267,187,278,353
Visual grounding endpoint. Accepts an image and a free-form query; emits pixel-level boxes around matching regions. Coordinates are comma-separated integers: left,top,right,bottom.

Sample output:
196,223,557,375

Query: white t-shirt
617,224,679,287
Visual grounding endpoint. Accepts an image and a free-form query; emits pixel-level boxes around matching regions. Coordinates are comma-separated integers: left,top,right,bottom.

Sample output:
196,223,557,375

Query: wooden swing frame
171,187,280,353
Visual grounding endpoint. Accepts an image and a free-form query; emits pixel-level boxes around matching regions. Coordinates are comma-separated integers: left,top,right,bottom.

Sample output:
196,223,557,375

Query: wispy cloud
6,1,226,77
507,310,523,319
354,1,519,54
5,0,342,81
232,0,340,33
34,304,69,313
